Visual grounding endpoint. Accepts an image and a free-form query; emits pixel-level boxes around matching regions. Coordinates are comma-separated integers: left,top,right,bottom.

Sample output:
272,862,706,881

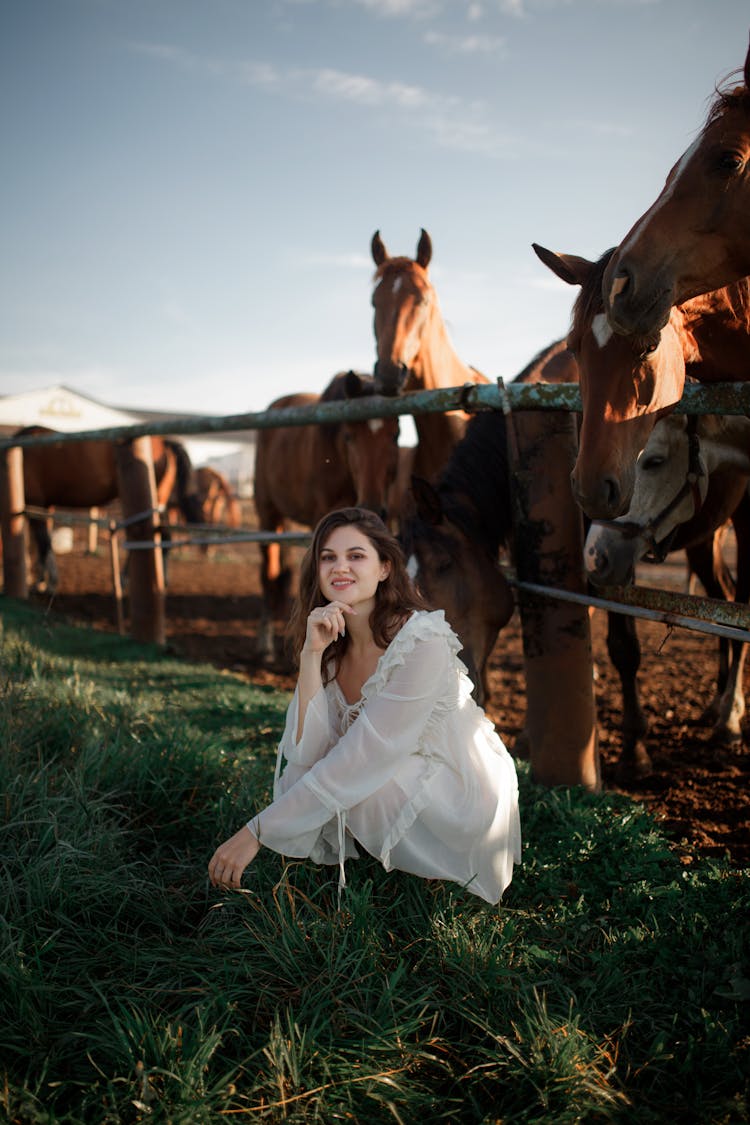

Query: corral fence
2,379,749,790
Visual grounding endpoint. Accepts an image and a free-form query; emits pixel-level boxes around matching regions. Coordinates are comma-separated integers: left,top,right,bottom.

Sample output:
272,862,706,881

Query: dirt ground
31,509,750,869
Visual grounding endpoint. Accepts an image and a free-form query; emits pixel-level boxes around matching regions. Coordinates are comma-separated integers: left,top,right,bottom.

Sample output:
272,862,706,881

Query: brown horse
254,370,400,662
370,228,489,483
195,466,241,530
603,37,750,336
533,244,750,519
14,426,203,592
167,465,242,554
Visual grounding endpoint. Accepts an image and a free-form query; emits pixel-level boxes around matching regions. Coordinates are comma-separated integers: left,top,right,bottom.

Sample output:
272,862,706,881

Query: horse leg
161,522,172,587
29,515,58,594
685,537,730,726
257,530,293,664
257,541,276,663
606,611,651,778
711,639,747,745
708,503,750,746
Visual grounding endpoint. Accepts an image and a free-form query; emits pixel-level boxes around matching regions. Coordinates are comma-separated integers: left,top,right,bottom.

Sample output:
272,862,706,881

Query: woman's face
318,525,390,609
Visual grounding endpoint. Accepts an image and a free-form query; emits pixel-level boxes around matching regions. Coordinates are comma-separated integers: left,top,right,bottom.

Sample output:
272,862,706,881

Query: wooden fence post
0,446,29,599
88,507,99,554
115,438,165,646
510,410,600,791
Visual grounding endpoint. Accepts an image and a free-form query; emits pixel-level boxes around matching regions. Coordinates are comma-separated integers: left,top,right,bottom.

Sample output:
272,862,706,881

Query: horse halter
590,415,705,564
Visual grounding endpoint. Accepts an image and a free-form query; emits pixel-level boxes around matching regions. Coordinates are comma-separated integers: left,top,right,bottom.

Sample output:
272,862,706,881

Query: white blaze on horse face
616,137,702,262
406,553,419,581
367,418,384,434
592,313,613,349
392,276,403,295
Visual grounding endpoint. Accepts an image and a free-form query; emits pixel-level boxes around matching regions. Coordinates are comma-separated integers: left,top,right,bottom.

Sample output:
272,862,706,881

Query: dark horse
16,426,203,592
400,393,744,777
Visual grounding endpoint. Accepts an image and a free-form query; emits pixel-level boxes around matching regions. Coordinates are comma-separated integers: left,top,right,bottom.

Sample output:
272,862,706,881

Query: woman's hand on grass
208,825,260,888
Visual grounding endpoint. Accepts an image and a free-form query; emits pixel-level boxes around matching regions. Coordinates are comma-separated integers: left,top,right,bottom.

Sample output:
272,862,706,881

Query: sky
2,0,749,441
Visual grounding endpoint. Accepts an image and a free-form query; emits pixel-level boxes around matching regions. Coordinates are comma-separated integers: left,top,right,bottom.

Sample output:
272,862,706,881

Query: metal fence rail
2,379,750,451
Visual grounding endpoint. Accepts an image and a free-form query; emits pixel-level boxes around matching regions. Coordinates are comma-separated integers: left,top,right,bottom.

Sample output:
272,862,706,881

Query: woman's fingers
309,603,349,640
208,827,260,888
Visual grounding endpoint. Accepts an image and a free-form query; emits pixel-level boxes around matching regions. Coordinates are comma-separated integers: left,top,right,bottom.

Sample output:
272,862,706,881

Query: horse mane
434,411,513,555
706,69,750,125
511,337,569,383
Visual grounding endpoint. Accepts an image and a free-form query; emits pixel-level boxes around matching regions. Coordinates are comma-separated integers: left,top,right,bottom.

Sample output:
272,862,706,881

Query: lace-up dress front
249,610,521,903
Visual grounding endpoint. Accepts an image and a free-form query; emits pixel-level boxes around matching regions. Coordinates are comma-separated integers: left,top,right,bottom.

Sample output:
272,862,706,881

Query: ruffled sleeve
272,685,333,798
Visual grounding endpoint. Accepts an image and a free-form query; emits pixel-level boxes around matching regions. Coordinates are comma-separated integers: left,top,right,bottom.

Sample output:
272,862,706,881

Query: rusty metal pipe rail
513,579,750,645
2,380,750,451
123,530,311,550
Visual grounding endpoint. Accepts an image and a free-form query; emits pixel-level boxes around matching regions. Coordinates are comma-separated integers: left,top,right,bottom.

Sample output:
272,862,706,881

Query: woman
208,508,521,904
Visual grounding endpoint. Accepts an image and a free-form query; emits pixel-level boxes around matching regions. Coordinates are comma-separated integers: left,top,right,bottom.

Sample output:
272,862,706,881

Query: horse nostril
609,268,631,305
603,476,621,515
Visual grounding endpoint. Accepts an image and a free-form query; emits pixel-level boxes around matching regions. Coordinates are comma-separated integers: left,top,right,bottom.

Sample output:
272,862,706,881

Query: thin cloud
128,41,518,159
424,29,507,54
350,0,440,16
310,68,430,109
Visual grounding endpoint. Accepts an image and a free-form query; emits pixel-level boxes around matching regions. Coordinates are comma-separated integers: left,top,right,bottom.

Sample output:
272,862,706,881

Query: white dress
248,610,521,904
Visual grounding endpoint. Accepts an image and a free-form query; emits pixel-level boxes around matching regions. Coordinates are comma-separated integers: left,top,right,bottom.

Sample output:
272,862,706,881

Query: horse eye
639,341,658,359
717,150,744,174
642,455,665,471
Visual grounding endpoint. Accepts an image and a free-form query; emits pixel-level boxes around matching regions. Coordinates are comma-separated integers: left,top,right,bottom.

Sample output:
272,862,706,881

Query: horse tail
165,440,203,524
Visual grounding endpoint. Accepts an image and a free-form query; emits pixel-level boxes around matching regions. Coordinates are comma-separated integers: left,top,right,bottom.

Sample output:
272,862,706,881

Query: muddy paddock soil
36,519,750,868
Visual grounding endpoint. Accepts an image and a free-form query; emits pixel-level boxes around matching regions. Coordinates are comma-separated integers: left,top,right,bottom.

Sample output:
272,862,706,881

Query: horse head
336,370,400,521
583,414,709,586
371,228,435,396
533,243,686,520
603,38,750,335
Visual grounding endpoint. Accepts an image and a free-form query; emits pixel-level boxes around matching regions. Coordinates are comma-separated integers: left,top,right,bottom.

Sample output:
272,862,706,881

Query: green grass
1,595,748,1124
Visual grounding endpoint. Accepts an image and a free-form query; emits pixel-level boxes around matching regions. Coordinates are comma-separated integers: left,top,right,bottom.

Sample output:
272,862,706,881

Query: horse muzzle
604,262,674,338
583,522,638,588
373,359,409,397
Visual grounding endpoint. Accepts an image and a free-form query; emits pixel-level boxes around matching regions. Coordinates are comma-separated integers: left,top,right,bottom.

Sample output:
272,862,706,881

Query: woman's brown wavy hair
288,507,430,683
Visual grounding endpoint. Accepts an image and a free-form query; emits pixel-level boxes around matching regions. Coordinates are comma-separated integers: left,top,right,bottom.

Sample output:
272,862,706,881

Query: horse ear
532,243,593,287
344,370,366,399
411,475,443,525
371,230,388,266
416,228,432,269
